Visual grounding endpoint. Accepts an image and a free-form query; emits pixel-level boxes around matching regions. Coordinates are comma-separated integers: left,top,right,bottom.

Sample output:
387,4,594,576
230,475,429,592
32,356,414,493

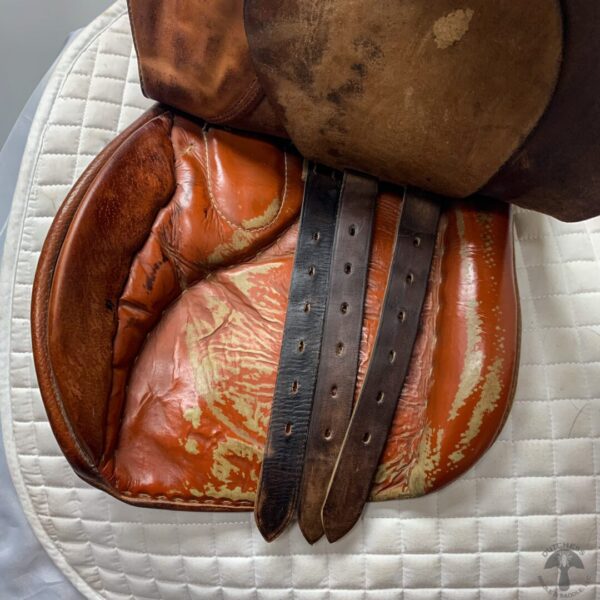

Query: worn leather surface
46,110,176,465
482,1,600,221
127,0,285,137
298,173,378,543
32,106,170,479
103,115,303,464
255,167,342,542
127,0,600,221
33,107,519,511
322,191,441,542
245,0,562,203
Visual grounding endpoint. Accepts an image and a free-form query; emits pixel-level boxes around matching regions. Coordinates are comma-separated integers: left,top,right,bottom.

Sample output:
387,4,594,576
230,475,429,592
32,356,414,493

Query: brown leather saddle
32,0,600,544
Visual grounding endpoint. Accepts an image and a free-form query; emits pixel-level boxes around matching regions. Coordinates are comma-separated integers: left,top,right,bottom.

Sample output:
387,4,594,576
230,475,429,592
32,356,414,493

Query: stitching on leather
12,5,593,572
208,78,263,124
212,78,261,122
201,128,288,233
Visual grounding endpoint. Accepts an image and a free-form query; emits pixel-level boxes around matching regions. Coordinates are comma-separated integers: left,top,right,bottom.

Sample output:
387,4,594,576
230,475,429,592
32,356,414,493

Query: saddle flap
244,0,563,201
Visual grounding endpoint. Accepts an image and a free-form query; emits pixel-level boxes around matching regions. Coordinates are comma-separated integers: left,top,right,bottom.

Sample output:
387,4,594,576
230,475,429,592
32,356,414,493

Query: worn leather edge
481,1,600,222
33,112,520,513
127,0,266,127
322,190,441,542
31,106,168,487
254,166,342,541
297,172,378,543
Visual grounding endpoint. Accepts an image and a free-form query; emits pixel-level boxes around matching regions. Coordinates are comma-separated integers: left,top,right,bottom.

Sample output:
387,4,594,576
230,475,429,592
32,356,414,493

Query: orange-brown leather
104,117,304,462
127,0,284,137
33,108,519,510
32,107,172,480
47,111,176,464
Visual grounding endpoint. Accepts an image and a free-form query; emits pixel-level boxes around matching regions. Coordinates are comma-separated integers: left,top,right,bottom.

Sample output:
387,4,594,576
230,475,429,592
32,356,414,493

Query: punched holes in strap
321,189,441,542
298,172,378,544
254,165,342,542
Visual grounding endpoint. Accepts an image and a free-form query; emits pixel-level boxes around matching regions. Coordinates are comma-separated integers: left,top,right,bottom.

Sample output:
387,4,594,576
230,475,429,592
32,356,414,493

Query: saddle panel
33,107,519,511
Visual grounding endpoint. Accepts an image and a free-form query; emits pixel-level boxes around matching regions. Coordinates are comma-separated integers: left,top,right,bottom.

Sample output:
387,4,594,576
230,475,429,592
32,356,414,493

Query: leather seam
207,78,263,124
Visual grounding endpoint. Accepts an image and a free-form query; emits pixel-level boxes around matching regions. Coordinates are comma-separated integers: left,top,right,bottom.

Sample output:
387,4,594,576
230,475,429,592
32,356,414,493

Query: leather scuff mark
207,229,254,264
406,424,444,496
184,437,200,455
448,357,504,463
241,197,282,230
448,211,483,420
183,406,201,428
433,8,474,49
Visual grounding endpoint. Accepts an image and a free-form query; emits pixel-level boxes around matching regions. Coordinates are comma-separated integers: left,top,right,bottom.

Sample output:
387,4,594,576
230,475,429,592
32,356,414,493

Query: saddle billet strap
298,172,378,544
321,189,441,543
255,165,342,542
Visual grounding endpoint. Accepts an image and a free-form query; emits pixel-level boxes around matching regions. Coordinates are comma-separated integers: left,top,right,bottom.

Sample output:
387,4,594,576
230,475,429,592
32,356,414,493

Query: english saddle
31,0,600,544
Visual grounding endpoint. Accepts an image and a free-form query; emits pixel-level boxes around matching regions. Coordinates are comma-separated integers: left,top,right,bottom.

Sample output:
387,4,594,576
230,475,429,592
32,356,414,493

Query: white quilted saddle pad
1,3,599,598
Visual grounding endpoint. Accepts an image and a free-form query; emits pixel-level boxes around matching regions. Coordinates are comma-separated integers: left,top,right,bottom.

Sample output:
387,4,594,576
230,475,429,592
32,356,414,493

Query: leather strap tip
322,517,360,544
321,500,363,543
254,509,292,543
297,515,325,545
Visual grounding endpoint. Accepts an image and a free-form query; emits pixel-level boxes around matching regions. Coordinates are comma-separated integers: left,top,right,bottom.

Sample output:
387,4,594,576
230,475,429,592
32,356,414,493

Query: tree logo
538,543,590,598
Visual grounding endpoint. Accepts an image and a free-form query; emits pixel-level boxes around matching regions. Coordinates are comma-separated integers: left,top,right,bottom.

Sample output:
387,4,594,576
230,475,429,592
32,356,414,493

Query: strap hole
336,342,345,356
312,231,320,242
303,302,311,313
340,302,349,314
349,224,357,236
308,266,316,276
324,428,333,440
398,310,406,322
330,385,338,397
413,236,421,247
406,272,414,285
363,432,371,445
389,350,396,364
291,380,299,393
344,263,352,275
285,422,293,436
376,391,385,404
298,340,305,352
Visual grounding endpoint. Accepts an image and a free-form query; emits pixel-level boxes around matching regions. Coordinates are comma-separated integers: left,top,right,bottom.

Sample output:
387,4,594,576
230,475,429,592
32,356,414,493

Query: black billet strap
298,172,378,544
255,165,342,542
321,189,441,543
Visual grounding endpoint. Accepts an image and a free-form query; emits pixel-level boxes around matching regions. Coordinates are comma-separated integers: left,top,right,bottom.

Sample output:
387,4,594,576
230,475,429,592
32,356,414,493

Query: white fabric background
0,32,83,599
0,2,598,598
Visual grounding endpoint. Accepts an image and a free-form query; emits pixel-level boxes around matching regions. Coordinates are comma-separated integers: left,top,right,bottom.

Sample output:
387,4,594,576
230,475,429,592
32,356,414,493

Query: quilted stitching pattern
1,2,599,598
